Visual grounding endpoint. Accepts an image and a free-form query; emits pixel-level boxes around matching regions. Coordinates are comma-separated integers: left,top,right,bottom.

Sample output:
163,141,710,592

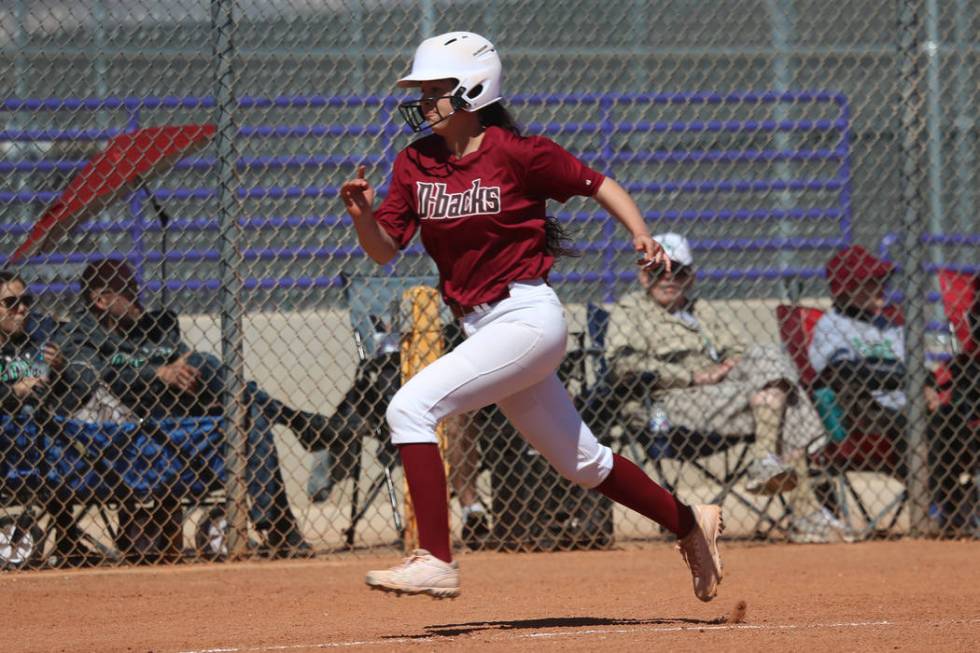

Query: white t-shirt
807,309,907,410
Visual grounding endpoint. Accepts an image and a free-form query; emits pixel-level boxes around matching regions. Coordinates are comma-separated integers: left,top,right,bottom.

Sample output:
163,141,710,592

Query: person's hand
12,376,45,399
634,233,671,274
155,353,200,393
693,359,736,386
340,165,376,221
42,343,65,370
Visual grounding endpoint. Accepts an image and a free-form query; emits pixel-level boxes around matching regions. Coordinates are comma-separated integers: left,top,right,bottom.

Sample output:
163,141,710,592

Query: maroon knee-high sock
595,453,696,537
398,443,452,563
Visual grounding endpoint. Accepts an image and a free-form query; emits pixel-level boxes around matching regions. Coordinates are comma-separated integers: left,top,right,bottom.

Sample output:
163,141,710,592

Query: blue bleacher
1,90,858,300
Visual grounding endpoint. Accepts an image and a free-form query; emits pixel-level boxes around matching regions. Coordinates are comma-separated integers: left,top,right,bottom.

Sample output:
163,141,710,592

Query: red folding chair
938,268,977,355
932,269,979,535
776,304,907,538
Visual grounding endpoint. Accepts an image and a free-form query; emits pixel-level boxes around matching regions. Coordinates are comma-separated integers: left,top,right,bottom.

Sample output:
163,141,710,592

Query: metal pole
13,0,29,225
212,0,249,558
952,0,975,232
421,0,435,38
896,0,931,536
765,0,799,301
923,0,944,265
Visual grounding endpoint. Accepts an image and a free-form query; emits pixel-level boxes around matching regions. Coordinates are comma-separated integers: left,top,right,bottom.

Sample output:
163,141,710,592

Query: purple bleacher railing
3,90,854,301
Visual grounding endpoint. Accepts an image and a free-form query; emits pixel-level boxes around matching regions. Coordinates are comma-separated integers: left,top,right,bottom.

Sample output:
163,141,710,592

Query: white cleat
676,504,724,602
365,549,460,599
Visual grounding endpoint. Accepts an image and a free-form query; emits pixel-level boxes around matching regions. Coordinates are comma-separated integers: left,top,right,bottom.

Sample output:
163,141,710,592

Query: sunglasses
649,263,693,282
0,293,33,310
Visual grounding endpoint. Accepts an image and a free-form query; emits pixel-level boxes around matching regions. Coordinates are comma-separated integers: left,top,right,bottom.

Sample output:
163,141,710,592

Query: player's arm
341,165,400,265
593,177,669,273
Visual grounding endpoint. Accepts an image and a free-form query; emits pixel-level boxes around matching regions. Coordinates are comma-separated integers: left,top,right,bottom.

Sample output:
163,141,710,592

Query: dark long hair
478,102,522,136
543,216,580,259
0,270,24,287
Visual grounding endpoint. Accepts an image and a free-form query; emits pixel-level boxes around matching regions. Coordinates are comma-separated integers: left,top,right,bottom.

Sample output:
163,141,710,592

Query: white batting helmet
397,31,503,114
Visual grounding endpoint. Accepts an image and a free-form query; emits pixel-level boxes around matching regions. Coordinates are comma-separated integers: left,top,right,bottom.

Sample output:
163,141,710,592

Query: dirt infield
3,540,979,652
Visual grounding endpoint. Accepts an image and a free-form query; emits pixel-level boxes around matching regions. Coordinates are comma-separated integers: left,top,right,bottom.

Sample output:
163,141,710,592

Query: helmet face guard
396,31,502,132
398,88,469,133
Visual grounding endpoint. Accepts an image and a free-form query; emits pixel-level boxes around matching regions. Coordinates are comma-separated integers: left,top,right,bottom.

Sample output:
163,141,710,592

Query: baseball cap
652,233,694,267
81,259,138,297
826,245,894,297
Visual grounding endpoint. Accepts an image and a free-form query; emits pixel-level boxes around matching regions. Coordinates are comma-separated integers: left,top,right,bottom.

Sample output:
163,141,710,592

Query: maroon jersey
374,126,605,308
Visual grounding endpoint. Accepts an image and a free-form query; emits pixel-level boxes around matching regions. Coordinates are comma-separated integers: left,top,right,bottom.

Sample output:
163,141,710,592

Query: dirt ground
3,540,979,653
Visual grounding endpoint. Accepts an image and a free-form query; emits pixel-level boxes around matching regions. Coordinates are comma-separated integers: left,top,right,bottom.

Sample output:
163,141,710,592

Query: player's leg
366,294,567,597
497,374,724,602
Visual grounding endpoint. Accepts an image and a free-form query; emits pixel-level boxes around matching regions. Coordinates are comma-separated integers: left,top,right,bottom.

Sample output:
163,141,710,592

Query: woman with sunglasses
341,31,723,602
0,271,78,414
608,233,850,544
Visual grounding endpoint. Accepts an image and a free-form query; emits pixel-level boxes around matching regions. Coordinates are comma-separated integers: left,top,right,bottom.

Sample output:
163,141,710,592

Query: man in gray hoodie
58,259,327,556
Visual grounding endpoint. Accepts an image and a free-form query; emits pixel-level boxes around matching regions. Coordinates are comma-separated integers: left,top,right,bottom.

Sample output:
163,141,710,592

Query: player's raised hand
634,233,671,274
340,165,376,220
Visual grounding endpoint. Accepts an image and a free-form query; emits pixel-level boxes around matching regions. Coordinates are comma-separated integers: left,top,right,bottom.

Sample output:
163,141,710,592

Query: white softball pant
386,279,614,488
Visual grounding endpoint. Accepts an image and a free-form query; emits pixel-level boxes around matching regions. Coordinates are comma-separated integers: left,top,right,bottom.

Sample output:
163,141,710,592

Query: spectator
0,270,93,417
0,270,101,564
927,273,979,537
608,233,850,543
808,245,907,440
57,259,322,556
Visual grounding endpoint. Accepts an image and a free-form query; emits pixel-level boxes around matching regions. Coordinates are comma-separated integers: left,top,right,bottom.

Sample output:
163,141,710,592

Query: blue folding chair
1,412,226,568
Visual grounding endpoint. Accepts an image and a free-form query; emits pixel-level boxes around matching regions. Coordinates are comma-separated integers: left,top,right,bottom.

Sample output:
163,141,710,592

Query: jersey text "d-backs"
416,179,500,219
374,126,605,308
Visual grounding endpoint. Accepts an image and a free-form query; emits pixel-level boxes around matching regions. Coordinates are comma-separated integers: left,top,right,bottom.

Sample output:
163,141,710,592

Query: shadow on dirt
385,615,728,640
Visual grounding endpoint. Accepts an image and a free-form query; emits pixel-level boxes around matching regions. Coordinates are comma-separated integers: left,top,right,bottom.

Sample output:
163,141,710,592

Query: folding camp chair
776,304,908,538
930,269,978,535
334,273,450,547
576,303,790,539
0,414,50,569
0,410,228,568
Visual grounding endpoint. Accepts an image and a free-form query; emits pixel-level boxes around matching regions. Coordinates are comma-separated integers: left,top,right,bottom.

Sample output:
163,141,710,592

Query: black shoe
462,512,491,550
290,410,331,452
264,527,316,559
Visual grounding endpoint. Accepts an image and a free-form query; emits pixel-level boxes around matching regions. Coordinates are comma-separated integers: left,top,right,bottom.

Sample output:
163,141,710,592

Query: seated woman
0,271,94,417
0,270,100,566
808,245,907,444
608,233,848,543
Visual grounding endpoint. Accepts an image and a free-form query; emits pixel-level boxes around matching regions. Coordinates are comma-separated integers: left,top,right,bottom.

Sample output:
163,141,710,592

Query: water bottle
648,401,671,433
33,348,51,381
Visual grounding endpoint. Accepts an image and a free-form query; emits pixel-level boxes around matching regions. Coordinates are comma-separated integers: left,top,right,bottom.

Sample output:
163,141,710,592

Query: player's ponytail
478,102,522,136
544,215,580,259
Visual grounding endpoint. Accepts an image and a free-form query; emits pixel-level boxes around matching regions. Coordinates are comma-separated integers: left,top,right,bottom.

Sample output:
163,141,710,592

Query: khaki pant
659,345,826,451
657,345,829,517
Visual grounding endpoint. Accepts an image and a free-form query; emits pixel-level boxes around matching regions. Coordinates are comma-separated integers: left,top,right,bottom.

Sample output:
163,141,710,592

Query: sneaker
365,549,460,599
788,508,856,544
745,453,798,496
676,504,724,602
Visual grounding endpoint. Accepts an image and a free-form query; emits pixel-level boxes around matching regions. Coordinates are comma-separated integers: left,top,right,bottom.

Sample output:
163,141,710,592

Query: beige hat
652,232,694,266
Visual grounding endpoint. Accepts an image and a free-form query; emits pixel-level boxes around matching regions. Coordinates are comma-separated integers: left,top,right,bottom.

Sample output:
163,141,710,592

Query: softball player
340,31,723,602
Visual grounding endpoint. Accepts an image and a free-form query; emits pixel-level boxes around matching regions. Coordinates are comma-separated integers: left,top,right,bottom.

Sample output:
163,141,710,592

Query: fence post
212,0,249,558
896,0,931,536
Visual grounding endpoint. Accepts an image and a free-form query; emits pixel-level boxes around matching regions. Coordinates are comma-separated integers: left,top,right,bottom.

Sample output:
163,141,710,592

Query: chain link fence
0,0,976,569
